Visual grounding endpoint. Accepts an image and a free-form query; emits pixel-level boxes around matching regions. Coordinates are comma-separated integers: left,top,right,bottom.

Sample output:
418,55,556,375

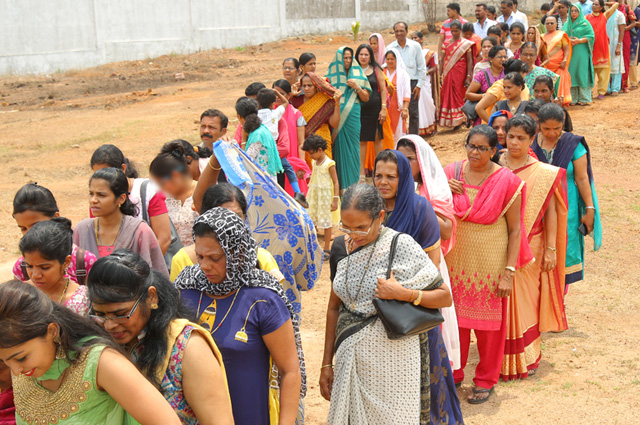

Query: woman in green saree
563,3,596,105
0,280,181,425
326,47,371,190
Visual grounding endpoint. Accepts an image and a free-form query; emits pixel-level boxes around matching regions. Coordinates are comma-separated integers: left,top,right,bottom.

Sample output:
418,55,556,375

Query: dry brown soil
1,26,639,425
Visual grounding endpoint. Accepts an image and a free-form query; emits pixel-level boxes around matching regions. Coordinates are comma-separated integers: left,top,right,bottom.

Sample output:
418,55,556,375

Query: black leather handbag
373,233,445,340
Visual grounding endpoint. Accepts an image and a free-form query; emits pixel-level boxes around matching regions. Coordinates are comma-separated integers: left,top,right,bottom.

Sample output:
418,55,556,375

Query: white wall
0,0,425,75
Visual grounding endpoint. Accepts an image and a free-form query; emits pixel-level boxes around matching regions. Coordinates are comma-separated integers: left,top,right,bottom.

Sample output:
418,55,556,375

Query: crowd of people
0,1,627,424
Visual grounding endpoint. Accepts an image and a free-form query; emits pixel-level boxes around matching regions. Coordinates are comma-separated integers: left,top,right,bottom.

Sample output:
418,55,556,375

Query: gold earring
150,303,158,310
53,335,66,360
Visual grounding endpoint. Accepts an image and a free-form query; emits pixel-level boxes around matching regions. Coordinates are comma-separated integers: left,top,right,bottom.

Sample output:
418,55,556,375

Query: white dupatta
384,48,412,139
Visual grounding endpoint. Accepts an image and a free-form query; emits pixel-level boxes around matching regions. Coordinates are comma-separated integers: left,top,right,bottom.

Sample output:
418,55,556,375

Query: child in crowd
302,135,339,260
244,81,265,99
256,88,289,141
256,88,309,207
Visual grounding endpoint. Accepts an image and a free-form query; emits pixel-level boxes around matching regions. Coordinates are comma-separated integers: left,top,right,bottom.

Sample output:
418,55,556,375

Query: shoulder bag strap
386,233,402,279
140,180,150,224
75,247,87,285
482,69,491,87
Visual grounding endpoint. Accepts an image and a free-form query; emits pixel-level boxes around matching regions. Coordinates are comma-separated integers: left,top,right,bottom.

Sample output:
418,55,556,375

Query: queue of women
0,9,612,425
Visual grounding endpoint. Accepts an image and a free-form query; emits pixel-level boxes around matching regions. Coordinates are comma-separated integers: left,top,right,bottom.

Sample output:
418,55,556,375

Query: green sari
326,47,371,189
563,3,595,88
14,345,138,425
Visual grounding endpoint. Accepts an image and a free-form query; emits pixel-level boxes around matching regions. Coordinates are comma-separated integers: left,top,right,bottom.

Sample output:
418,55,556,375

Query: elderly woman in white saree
321,184,452,425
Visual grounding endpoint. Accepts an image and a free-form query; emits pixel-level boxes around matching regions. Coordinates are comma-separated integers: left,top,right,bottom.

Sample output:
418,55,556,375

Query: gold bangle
546,246,557,252
208,158,222,171
413,290,423,306
321,364,333,369
505,266,516,273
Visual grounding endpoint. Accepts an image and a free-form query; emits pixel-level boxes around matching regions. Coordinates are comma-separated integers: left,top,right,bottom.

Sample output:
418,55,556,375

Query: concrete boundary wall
0,0,425,75
1,0,543,75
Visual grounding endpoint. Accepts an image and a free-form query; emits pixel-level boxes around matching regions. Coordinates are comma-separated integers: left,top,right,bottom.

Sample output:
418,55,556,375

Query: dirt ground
1,25,639,425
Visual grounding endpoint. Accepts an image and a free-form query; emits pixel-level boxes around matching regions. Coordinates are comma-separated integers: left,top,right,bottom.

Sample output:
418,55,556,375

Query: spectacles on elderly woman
465,143,493,153
338,218,376,236
89,293,145,325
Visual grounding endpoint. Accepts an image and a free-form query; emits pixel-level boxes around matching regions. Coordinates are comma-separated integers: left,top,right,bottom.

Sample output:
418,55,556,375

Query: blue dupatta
377,150,441,251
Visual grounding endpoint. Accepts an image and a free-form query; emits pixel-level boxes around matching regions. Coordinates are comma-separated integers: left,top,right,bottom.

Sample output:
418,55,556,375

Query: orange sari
298,73,338,166
543,30,573,104
501,160,569,381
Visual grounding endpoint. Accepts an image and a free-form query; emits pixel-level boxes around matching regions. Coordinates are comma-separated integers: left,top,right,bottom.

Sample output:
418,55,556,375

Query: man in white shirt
512,0,529,28
498,0,526,27
474,3,498,38
387,21,429,135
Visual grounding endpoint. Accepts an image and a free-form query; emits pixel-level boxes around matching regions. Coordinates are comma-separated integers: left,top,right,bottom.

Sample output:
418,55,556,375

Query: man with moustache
199,109,228,182
474,3,498,38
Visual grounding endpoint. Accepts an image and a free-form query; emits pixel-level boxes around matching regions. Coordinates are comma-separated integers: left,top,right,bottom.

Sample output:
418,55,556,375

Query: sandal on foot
323,250,331,261
468,386,494,405
528,368,537,377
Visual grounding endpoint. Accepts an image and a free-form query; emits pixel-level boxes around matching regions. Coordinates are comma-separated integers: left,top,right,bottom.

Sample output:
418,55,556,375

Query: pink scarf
283,104,301,160
369,33,387,65
445,162,533,268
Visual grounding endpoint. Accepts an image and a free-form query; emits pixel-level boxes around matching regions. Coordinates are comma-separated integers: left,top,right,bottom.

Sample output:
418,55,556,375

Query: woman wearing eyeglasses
371,150,464,425
322,184,451,424
445,125,533,404
87,249,234,425
0,280,182,425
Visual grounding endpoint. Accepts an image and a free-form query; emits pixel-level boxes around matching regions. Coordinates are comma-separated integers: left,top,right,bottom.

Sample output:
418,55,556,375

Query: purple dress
181,287,291,425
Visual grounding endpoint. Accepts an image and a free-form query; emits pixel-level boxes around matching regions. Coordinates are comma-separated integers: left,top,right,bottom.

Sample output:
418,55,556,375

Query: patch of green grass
562,382,574,390
234,46,245,52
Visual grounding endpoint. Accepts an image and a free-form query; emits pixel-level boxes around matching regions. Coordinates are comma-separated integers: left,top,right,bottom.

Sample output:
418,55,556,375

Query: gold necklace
197,289,241,334
57,278,70,304
96,216,125,246
344,231,382,310
507,99,520,114
504,153,530,171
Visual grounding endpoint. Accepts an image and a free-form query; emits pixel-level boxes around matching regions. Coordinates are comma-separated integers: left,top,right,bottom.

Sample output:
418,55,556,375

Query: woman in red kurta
445,125,533,403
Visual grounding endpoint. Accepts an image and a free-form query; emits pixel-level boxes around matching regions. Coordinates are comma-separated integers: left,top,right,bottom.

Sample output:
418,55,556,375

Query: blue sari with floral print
213,140,323,315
